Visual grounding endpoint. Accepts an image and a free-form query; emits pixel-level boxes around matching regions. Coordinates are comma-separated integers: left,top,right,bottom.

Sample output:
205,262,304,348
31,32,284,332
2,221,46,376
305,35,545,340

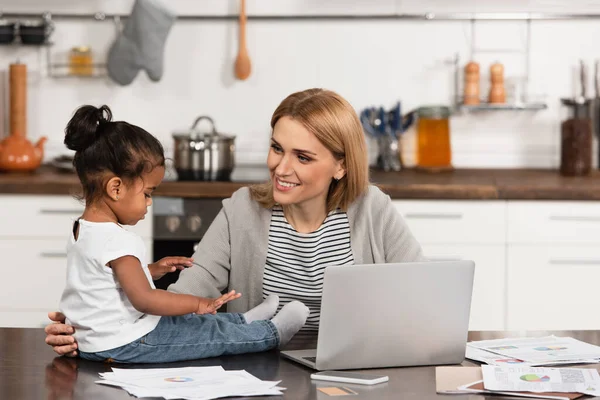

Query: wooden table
3,329,600,399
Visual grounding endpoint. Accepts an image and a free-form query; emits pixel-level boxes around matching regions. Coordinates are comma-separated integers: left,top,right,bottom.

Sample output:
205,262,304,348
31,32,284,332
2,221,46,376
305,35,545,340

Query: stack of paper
96,366,284,400
436,365,600,400
466,336,600,367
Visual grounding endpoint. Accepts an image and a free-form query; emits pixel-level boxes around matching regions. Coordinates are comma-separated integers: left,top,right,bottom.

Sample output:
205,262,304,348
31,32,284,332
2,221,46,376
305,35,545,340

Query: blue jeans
79,313,280,363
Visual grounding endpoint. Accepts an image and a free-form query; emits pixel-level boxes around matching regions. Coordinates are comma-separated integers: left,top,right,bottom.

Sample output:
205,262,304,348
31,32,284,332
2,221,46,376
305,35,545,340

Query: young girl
59,105,309,363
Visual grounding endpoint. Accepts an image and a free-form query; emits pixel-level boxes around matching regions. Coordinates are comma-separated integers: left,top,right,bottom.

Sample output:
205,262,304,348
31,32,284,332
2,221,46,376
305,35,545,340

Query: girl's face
113,166,165,226
267,116,345,210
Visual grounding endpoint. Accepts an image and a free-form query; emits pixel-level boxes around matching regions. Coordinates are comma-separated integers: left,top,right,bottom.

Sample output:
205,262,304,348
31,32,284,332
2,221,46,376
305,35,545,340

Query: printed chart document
481,365,600,397
468,336,600,366
466,346,532,366
96,366,284,400
461,380,585,400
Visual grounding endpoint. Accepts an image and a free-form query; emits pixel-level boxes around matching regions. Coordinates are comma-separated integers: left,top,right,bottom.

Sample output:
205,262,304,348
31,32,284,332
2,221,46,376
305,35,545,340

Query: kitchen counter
1,165,600,200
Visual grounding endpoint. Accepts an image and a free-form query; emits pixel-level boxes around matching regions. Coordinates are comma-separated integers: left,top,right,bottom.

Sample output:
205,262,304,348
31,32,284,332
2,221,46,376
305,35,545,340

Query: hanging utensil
234,0,251,80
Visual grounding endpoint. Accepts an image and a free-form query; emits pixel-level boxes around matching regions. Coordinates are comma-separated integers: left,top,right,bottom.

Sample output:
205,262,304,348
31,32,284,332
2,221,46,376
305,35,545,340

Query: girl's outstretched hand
196,290,242,315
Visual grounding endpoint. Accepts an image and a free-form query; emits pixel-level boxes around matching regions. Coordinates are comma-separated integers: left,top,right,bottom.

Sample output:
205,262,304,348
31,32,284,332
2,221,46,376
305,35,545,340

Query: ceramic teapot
0,135,47,171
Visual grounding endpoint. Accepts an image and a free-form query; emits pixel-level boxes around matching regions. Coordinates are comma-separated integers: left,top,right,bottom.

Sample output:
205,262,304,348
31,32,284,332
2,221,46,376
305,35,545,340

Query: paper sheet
468,336,600,366
481,365,600,397
96,366,284,400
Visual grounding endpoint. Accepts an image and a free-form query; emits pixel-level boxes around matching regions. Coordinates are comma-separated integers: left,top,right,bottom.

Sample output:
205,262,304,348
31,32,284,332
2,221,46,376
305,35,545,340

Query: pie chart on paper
165,376,194,383
520,374,550,382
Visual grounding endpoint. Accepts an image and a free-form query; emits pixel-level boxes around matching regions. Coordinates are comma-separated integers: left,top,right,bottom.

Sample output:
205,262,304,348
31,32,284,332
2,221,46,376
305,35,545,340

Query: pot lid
173,115,235,140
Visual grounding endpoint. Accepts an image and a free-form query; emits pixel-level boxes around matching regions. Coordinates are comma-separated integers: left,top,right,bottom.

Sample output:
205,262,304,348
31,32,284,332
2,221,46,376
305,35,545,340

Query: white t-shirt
59,219,160,353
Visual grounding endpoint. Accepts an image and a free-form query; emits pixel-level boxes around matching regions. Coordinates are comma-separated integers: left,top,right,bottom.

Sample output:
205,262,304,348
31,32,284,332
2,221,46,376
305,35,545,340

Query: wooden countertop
1,165,600,200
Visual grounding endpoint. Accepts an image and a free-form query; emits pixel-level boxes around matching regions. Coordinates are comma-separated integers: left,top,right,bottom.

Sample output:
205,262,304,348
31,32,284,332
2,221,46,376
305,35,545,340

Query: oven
151,197,224,290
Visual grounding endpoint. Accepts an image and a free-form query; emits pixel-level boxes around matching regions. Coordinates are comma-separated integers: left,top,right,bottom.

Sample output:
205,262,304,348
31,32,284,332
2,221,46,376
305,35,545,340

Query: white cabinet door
393,200,507,244
0,239,67,327
421,244,506,331
508,201,600,245
507,245,600,330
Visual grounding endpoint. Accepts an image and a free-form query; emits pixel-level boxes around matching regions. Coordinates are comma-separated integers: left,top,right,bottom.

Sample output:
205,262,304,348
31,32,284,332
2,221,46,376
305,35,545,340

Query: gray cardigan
169,185,425,313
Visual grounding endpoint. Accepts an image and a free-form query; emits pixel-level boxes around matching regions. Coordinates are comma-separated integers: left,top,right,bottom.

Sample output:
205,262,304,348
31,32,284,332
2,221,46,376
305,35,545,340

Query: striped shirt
262,206,354,330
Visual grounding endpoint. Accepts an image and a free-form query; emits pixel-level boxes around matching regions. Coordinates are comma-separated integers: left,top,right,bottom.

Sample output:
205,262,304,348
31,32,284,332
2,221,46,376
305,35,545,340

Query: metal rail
2,12,600,22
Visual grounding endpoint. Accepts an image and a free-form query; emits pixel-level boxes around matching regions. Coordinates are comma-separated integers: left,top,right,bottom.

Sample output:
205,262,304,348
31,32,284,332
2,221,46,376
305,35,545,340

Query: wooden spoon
234,0,251,80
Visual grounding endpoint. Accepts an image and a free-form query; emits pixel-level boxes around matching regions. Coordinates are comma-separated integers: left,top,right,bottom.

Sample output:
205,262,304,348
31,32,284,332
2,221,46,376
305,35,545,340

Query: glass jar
560,118,592,176
69,46,93,76
559,99,593,176
416,106,452,170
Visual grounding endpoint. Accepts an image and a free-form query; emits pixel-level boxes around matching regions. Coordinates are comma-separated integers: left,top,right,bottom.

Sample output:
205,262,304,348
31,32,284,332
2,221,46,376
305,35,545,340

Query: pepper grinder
488,62,506,104
463,61,480,105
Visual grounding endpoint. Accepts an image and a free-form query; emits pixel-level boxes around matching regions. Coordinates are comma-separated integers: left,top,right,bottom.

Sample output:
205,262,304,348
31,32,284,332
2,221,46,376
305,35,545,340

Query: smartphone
310,370,389,385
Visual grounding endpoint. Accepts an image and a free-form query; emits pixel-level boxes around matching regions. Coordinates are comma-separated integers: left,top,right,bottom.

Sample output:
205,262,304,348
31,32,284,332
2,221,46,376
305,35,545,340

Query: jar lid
71,46,91,53
417,106,451,119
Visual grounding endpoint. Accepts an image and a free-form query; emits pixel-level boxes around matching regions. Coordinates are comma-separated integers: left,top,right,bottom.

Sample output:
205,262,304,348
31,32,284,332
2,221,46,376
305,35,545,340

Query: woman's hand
196,290,241,315
44,312,78,357
45,356,78,400
149,257,193,280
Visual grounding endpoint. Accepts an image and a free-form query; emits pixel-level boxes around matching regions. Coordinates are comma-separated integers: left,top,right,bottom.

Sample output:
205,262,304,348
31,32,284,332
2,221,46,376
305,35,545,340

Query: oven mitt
107,0,176,85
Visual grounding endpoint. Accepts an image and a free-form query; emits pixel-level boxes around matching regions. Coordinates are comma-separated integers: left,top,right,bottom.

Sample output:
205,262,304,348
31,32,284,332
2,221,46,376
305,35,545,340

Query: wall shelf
47,63,107,79
450,18,548,113
459,102,548,112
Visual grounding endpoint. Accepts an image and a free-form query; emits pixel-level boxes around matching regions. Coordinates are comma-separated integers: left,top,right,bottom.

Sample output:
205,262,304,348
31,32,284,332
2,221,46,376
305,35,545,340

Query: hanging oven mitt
107,0,176,85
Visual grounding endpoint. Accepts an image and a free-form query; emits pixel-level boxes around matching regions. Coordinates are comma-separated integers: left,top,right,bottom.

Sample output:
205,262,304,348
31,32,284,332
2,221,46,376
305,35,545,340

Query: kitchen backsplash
1,0,599,168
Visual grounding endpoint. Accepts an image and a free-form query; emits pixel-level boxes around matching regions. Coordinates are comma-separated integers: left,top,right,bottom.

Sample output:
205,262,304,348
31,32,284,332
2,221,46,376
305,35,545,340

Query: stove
151,165,269,289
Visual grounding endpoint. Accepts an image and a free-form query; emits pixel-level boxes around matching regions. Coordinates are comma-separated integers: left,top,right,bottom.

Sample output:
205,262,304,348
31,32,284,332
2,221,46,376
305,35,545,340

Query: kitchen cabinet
506,201,600,330
0,195,152,328
393,200,507,331
395,199,600,331
507,245,600,330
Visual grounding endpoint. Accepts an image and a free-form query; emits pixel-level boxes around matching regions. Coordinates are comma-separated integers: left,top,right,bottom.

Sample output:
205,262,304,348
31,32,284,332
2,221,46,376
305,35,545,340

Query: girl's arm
111,255,239,316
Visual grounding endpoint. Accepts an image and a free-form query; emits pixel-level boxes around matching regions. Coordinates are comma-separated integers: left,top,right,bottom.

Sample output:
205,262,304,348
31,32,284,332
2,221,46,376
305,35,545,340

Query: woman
45,88,425,357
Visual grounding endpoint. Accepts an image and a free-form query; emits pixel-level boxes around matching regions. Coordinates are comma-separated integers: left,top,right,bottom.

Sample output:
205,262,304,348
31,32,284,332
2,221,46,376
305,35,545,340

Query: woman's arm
111,255,239,315
168,206,232,297
381,195,427,263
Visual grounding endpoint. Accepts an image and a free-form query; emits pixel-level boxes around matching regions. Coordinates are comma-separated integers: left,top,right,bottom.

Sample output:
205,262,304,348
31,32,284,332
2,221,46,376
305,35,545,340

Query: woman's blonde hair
250,88,369,212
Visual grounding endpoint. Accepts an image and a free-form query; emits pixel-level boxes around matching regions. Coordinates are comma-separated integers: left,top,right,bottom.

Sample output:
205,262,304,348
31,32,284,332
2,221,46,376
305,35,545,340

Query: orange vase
0,63,46,172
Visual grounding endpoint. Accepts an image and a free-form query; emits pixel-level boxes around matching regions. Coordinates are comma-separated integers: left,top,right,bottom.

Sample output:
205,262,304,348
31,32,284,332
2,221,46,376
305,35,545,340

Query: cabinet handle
549,216,600,222
404,213,463,220
40,252,67,258
549,259,600,266
40,209,83,215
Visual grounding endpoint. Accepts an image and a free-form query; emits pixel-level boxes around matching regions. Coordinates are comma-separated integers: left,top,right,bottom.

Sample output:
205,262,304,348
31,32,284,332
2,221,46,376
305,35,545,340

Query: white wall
0,0,599,168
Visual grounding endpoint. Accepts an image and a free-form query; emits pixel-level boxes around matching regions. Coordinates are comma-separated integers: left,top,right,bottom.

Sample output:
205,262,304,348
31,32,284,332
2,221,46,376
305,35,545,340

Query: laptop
280,260,475,370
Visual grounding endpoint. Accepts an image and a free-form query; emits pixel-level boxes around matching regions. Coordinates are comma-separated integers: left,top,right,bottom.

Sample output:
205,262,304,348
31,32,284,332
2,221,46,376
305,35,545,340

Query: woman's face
267,116,345,209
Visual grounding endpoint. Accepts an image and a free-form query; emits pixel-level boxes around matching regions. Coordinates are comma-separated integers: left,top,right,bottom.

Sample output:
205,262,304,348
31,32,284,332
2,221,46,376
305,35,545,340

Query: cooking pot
173,116,236,181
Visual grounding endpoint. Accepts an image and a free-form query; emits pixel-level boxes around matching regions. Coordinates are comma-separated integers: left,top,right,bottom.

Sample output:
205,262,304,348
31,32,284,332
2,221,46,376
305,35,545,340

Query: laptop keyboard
303,357,317,363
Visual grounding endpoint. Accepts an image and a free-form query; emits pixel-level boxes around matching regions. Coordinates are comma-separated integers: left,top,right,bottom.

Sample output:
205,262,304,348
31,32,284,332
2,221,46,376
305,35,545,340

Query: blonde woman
45,88,425,356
